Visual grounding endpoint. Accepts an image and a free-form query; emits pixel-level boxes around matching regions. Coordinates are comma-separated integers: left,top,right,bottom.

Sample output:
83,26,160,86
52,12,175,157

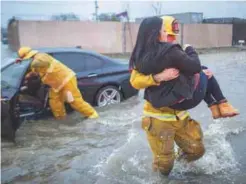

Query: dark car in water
1,47,138,141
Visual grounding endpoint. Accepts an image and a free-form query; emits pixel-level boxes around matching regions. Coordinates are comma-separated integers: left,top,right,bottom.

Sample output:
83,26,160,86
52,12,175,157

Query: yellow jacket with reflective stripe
30,53,75,93
130,69,189,121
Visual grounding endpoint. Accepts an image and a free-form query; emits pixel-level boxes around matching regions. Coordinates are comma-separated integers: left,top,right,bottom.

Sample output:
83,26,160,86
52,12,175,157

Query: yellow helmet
160,16,179,36
18,47,38,60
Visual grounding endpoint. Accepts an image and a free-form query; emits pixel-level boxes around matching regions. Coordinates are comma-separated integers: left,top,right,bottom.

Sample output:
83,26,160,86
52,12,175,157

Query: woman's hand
183,44,192,51
153,68,180,83
203,69,213,79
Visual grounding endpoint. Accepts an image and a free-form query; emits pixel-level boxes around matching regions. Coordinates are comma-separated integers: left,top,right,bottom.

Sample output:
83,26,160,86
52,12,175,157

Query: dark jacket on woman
136,42,201,108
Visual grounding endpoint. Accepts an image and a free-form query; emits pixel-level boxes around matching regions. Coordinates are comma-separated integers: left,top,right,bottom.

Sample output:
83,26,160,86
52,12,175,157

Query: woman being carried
130,15,239,119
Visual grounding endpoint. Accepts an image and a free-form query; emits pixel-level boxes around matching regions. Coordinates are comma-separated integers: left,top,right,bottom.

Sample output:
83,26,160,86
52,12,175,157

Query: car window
83,55,103,71
52,52,85,72
1,60,31,88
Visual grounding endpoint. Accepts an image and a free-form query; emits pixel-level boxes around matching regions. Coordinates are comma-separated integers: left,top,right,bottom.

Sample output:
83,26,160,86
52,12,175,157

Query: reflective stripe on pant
142,116,205,175
49,76,97,118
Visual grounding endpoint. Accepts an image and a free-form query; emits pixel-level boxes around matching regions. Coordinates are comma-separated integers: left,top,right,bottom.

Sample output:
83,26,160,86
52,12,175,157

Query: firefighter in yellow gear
130,16,205,175
131,70,205,174
17,47,99,120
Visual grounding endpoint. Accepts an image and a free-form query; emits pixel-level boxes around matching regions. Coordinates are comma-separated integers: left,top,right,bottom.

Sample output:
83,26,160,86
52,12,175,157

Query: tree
151,2,162,15
51,13,80,21
98,13,121,22
7,16,17,26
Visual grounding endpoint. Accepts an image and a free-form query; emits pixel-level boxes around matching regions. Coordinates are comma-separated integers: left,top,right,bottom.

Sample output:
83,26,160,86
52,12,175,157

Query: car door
80,54,105,102
52,52,104,104
11,60,46,119
1,60,45,140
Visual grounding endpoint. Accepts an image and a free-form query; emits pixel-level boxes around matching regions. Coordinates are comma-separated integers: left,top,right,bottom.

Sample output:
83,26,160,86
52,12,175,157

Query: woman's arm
169,45,202,75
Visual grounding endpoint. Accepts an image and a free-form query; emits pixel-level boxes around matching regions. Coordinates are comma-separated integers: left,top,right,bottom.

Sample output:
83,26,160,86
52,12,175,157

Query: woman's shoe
218,102,239,118
209,104,221,119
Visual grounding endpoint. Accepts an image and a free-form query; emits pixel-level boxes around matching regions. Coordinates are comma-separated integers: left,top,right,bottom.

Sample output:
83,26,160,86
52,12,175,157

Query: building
164,12,203,24
203,17,246,45
135,12,203,24
203,17,246,24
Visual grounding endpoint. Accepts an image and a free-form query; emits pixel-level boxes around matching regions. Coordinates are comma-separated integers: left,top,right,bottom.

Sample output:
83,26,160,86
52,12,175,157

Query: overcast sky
1,1,246,27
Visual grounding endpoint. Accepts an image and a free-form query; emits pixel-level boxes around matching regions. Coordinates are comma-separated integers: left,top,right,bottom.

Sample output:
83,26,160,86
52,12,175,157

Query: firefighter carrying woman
129,15,239,175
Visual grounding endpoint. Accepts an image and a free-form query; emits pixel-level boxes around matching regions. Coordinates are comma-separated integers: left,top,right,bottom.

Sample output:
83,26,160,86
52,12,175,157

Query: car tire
95,85,122,107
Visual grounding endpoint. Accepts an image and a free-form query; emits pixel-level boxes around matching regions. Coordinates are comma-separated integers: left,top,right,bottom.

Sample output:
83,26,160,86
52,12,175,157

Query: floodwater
1,43,246,184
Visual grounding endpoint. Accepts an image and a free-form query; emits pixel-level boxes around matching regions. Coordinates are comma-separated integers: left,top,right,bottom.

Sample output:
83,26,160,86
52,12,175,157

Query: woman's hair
129,16,163,69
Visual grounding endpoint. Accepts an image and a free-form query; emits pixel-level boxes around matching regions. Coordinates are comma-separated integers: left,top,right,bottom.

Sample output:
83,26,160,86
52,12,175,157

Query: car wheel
95,86,122,107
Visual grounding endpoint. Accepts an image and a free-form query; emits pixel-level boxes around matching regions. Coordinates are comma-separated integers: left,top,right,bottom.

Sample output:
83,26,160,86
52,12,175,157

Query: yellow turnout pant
142,116,205,175
49,76,97,119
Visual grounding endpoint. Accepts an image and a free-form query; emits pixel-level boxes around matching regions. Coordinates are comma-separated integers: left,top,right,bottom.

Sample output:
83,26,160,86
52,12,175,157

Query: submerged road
1,47,246,184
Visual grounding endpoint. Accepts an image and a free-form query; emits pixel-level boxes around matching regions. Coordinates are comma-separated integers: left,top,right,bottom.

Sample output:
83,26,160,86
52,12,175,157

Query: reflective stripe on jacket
130,69,190,121
143,101,190,121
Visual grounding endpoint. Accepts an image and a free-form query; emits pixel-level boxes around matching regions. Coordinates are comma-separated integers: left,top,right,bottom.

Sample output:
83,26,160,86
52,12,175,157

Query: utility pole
126,2,130,20
95,0,99,21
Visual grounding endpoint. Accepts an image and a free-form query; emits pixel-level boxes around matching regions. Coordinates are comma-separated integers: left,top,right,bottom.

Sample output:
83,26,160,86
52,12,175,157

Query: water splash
93,118,244,184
